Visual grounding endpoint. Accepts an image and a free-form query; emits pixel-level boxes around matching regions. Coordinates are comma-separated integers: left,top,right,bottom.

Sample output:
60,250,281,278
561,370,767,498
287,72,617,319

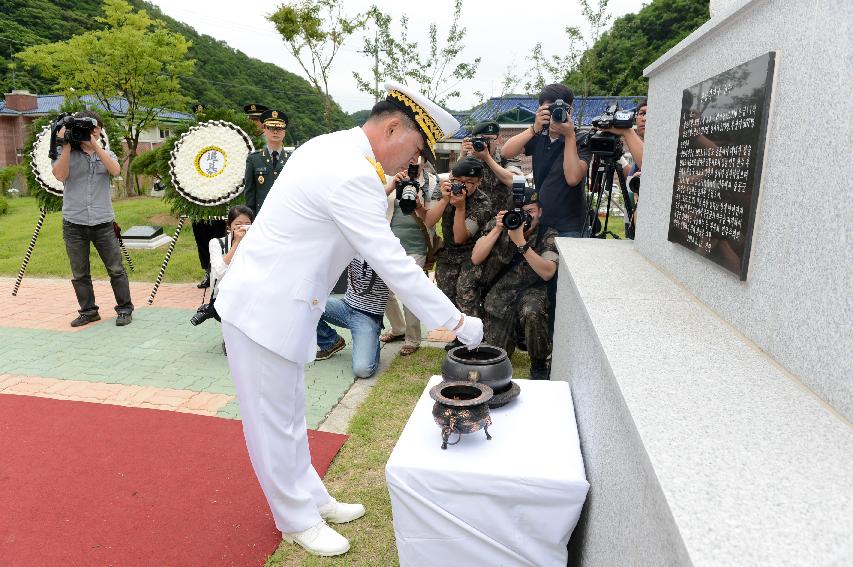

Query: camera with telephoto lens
190,302,219,326
503,176,532,231
450,181,466,196
471,136,488,152
395,163,421,215
585,104,635,159
629,174,640,193
548,99,571,124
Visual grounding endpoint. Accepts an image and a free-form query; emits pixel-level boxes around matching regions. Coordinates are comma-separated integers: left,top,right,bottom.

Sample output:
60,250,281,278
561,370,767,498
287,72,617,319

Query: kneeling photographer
191,205,255,331
471,182,559,380
51,110,131,328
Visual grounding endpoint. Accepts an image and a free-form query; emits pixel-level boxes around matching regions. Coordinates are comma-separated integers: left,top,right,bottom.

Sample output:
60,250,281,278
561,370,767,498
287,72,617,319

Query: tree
353,0,481,108
526,0,612,104
562,0,710,96
268,0,365,126
15,0,195,197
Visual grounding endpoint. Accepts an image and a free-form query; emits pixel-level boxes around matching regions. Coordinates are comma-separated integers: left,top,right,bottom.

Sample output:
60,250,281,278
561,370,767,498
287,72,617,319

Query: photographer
462,121,523,217
501,84,592,237
51,110,132,328
424,156,492,348
502,84,591,339
602,98,646,229
208,205,255,301
380,162,435,356
471,188,558,380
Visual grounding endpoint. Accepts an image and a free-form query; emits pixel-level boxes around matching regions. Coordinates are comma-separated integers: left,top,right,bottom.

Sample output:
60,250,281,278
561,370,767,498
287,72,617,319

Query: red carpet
0,394,348,567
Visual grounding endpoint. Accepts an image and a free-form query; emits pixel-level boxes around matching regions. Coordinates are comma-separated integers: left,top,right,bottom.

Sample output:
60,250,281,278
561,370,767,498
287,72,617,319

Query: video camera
395,163,421,215
503,176,532,231
586,104,635,159
48,113,99,159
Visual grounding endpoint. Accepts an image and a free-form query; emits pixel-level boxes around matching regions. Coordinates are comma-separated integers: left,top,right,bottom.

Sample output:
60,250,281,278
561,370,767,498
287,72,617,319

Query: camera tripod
587,154,635,239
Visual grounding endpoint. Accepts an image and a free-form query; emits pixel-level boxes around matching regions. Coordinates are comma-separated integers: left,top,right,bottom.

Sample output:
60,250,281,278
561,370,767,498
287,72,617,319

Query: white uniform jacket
216,127,460,363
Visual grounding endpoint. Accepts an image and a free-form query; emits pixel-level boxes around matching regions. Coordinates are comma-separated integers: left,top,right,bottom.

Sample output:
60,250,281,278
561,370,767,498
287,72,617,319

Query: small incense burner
429,375,493,450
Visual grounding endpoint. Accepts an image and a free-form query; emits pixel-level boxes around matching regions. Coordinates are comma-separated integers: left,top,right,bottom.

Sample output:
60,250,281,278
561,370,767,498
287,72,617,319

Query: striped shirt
343,257,389,319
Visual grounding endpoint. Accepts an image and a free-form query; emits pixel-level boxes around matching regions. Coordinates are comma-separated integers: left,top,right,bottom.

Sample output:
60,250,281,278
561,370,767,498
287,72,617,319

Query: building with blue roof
0,90,192,168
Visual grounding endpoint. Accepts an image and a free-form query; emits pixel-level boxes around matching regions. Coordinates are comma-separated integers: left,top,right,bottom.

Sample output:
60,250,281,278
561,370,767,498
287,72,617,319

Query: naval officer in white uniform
215,82,484,557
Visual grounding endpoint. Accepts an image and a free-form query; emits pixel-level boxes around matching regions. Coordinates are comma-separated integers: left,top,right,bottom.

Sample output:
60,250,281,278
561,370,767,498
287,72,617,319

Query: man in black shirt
501,84,591,237
501,84,592,339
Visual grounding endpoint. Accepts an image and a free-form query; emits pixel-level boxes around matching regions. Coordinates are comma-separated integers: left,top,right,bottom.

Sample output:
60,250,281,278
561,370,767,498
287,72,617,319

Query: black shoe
444,338,463,351
115,312,132,326
529,360,551,380
197,272,211,289
316,337,346,361
70,313,101,327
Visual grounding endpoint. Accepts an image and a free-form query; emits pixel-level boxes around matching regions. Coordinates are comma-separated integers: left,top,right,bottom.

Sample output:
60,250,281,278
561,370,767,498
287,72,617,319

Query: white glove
454,315,483,350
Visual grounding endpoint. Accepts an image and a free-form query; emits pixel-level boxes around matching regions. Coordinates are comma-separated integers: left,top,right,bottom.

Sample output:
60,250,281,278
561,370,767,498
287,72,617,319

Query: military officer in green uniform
424,156,492,348
471,187,559,380
243,103,269,135
244,109,288,214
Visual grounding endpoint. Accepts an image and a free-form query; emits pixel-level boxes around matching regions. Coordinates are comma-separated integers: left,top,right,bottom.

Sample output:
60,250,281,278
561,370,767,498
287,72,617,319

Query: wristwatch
517,241,530,255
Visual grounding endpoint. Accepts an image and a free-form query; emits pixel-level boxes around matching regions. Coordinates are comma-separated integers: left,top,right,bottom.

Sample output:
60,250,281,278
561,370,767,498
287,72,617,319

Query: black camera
549,99,571,124
450,181,466,196
395,163,421,215
590,104,634,130
586,104,636,158
503,176,532,231
471,136,488,152
48,113,99,159
190,302,219,326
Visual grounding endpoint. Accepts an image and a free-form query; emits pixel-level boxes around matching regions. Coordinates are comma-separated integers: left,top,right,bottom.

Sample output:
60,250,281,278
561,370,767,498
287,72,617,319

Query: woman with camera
209,205,255,299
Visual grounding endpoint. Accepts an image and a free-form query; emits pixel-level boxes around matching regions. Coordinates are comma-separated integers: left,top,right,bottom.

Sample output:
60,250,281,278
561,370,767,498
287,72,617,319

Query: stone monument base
554,239,852,567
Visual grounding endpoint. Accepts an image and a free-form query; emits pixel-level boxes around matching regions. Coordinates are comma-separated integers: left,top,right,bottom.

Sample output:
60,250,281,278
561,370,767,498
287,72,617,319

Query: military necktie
271,150,279,171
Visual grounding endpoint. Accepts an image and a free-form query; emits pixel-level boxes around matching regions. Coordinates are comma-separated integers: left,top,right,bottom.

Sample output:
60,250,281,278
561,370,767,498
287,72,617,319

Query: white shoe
318,497,366,524
282,521,350,557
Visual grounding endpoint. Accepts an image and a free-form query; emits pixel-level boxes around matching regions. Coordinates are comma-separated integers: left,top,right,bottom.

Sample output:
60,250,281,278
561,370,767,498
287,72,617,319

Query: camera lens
399,185,418,215
504,210,523,230
472,139,486,152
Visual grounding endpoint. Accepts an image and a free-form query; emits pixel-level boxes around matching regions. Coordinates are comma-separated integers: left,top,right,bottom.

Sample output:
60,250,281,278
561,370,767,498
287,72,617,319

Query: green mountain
0,0,353,142
564,0,710,96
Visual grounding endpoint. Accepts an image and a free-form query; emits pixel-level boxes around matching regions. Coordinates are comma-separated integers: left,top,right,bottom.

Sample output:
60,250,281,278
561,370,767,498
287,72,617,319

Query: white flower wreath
30,124,111,197
169,120,254,206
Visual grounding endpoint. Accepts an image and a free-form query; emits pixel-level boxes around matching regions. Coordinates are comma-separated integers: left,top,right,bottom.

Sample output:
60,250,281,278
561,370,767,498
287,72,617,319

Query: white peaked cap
383,81,460,164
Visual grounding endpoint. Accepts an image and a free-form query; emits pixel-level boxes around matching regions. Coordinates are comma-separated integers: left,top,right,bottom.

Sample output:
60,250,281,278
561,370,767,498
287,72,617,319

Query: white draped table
386,376,589,567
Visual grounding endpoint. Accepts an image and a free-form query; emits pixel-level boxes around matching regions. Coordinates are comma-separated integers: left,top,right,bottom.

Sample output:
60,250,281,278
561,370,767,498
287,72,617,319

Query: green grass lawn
0,196,207,283
266,346,531,566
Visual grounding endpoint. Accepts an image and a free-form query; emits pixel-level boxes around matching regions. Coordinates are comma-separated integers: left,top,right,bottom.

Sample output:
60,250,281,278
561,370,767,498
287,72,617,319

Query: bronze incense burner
429,377,493,450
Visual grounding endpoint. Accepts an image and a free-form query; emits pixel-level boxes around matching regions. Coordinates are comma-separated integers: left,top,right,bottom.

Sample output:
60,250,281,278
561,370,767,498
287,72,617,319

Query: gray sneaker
115,312,132,326
70,313,101,327
316,337,346,361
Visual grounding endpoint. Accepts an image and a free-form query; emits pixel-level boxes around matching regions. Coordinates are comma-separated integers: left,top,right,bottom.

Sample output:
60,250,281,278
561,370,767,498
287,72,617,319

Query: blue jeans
548,230,584,337
316,298,382,379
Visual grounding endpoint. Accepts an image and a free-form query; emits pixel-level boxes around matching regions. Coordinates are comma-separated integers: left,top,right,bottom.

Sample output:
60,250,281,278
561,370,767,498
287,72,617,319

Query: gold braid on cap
387,90,443,151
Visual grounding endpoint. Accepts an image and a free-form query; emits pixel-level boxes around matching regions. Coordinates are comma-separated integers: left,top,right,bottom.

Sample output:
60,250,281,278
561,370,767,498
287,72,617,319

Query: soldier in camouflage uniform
461,120,524,219
456,121,526,314
244,109,288,214
425,156,492,349
471,187,559,380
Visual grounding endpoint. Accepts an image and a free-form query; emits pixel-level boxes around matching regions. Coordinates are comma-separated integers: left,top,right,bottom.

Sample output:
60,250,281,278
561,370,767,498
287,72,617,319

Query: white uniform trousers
222,322,332,533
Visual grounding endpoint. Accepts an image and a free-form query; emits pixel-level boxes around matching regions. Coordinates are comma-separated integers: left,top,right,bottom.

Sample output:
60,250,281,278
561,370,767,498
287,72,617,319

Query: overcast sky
149,0,648,113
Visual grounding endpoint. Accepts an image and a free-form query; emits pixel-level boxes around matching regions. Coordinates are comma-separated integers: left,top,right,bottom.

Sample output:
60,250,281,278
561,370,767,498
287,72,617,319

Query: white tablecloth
386,376,589,567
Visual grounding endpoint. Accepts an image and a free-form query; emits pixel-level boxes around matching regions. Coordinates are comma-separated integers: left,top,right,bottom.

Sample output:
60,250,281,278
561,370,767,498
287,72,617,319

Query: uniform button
311,299,318,305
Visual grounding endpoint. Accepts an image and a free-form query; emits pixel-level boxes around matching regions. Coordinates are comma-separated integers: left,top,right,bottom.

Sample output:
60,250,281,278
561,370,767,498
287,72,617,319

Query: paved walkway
1,277,454,430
